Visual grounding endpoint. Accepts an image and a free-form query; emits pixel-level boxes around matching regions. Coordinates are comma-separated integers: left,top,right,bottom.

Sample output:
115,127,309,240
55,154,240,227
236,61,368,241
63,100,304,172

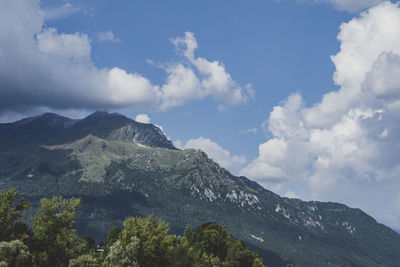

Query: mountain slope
0,112,399,267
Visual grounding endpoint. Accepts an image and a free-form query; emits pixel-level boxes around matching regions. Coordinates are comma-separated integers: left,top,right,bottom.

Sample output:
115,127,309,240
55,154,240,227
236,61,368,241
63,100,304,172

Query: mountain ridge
1,111,399,267
0,111,175,150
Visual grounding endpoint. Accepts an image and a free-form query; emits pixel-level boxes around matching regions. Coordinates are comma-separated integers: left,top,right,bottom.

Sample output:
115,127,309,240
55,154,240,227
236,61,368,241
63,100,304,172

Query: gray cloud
0,1,252,117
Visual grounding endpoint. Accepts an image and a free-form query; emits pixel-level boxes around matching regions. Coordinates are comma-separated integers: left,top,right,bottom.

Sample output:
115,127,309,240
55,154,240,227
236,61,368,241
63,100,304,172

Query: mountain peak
86,110,122,118
5,112,78,132
76,111,176,149
0,111,176,150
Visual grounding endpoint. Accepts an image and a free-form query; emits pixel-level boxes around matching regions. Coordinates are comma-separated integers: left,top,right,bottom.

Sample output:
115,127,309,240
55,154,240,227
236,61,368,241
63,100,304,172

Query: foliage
4,112,400,266
82,235,96,251
0,188,31,242
32,196,82,267
184,222,265,267
0,188,266,267
116,215,176,267
105,226,122,247
69,254,99,267
102,216,266,267
103,237,139,267
0,239,33,267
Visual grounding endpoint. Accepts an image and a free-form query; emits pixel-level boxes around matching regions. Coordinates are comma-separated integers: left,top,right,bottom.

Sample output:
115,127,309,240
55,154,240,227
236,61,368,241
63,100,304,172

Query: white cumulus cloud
0,1,251,117
135,114,151,124
160,32,252,110
242,1,400,229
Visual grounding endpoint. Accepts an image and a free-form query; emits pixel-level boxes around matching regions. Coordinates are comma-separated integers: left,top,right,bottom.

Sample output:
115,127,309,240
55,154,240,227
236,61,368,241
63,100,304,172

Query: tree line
0,188,266,267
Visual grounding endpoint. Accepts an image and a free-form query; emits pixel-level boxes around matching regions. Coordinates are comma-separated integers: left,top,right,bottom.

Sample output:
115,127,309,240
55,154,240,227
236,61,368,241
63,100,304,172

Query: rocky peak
107,122,176,149
78,111,175,149
3,112,77,132
0,111,175,149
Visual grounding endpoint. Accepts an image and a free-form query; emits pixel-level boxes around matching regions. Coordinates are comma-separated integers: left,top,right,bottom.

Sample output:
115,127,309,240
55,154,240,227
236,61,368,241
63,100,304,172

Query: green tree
105,226,122,247
32,196,81,267
0,239,33,267
69,254,99,267
82,235,96,251
0,188,31,242
167,235,196,267
191,222,230,259
252,258,266,267
102,237,140,267
116,215,177,267
185,222,265,267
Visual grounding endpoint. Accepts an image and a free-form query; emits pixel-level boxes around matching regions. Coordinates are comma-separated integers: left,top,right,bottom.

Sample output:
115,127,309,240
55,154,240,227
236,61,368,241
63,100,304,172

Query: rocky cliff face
1,112,400,267
107,123,175,149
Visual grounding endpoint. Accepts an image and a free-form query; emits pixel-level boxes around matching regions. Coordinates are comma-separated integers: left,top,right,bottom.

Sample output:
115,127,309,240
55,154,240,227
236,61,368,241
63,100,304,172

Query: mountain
1,111,400,266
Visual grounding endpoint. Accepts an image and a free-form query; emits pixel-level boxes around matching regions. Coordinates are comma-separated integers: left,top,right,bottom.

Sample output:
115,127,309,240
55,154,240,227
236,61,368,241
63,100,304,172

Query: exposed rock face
108,123,175,149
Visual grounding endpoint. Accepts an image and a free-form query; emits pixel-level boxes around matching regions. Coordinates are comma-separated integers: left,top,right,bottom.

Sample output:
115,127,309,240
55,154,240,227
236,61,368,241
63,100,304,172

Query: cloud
284,191,300,199
177,137,247,175
97,31,121,43
160,32,252,110
242,1,400,229
0,107,89,123
132,114,167,138
0,1,251,117
135,114,151,124
285,0,383,12
37,28,91,59
43,3,82,20
324,0,383,12
238,128,258,134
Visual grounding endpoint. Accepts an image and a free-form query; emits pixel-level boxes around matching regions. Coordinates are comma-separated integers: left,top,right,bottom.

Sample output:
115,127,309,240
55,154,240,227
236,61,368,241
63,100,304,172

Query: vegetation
3,112,400,266
0,239,33,267
0,188,266,267
0,188,31,242
31,196,84,267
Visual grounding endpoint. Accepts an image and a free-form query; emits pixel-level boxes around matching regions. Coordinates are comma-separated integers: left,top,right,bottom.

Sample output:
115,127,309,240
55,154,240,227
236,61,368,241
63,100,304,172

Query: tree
185,222,265,267
103,237,140,267
252,258,266,267
32,196,81,267
166,235,195,267
82,235,96,251
0,239,33,267
105,226,122,247
190,222,230,259
115,215,177,267
0,188,31,242
69,254,99,267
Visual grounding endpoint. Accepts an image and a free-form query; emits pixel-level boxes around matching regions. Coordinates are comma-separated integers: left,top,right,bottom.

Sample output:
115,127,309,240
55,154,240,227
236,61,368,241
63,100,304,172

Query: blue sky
2,0,400,229
39,0,350,159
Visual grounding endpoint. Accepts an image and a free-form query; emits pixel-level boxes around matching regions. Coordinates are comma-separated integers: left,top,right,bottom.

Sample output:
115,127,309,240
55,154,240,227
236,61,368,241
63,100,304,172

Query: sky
1,0,400,229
